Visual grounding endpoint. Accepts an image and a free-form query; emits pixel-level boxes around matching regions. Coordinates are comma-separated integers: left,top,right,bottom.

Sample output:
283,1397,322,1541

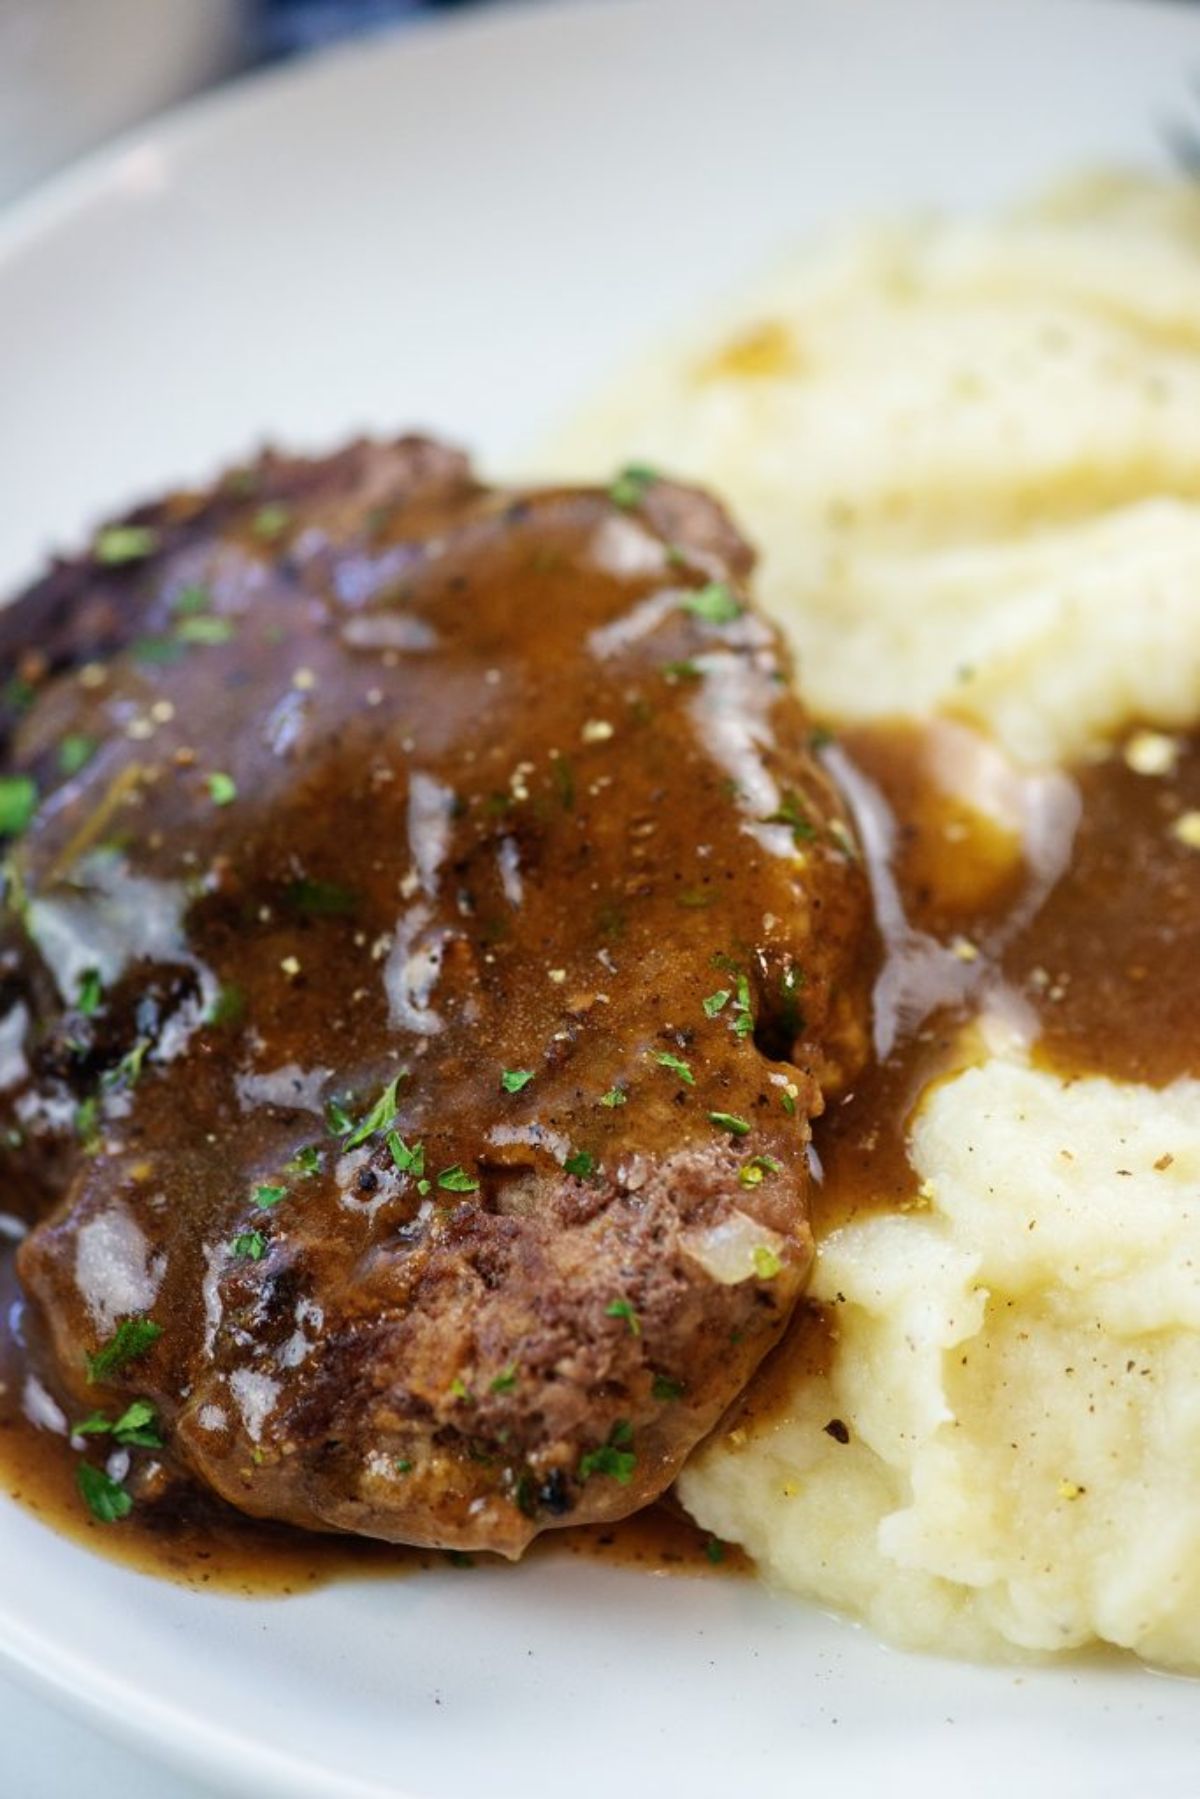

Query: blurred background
0,0,512,206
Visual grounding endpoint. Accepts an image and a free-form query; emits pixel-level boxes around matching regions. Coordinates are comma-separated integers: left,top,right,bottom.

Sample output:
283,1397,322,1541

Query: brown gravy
2,715,1197,1587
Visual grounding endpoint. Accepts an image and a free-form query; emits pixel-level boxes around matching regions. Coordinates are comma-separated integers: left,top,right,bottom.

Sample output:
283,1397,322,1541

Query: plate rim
2,1,1200,1793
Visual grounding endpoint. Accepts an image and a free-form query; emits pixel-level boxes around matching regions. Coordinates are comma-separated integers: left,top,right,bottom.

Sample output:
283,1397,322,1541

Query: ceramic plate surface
2,3,1200,1793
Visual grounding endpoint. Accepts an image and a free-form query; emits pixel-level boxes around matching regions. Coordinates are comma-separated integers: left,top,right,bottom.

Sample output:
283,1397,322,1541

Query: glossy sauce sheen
0,445,867,1575
1,448,1198,1584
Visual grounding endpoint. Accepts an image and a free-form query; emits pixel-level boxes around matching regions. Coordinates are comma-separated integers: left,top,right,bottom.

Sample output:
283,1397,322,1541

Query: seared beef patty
1,440,869,1554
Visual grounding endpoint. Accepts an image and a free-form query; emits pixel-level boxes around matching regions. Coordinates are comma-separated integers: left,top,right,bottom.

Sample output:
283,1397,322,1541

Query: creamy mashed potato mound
553,176,1200,1665
551,176,1200,766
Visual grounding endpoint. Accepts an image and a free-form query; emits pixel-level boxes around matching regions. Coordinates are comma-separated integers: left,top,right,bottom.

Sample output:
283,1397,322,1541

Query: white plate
2,3,1200,1794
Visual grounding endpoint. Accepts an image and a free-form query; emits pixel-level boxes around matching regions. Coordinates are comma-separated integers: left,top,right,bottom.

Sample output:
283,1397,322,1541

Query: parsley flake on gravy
206,771,237,807
76,967,103,1016
77,1462,133,1524
285,878,358,918
388,1132,425,1178
232,1231,269,1261
608,463,659,509
599,1085,628,1108
77,1399,163,1450
682,582,742,626
578,1419,636,1485
652,1375,685,1402
762,789,817,843
252,503,292,541
0,775,37,837
708,1111,751,1137
58,733,97,777
343,1073,406,1149
654,1050,695,1086
438,1165,479,1193
176,614,234,646
94,524,158,566
564,1149,596,1180
85,1317,163,1384
605,1298,641,1337
739,1155,782,1188
500,1068,535,1094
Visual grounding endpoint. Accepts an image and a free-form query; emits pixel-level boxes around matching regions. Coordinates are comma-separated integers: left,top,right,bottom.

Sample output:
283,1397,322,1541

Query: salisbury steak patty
5,440,869,1554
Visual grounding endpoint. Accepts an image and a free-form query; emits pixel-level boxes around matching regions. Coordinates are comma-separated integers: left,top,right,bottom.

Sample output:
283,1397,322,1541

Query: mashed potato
680,1060,1200,1666
552,176,1200,1666
550,176,1200,766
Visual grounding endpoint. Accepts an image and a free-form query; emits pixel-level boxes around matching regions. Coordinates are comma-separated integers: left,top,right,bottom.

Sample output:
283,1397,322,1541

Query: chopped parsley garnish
564,1149,596,1180
285,878,358,917
704,1537,727,1566
605,1298,641,1337
112,1398,162,1447
449,1376,471,1401
206,771,237,807
252,503,292,540
652,1374,685,1402
4,677,34,715
739,1155,782,1189
703,989,731,1018
599,1085,628,1109
75,1399,161,1448
609,463,659,509
74,1095,101,1150
729,973,755,1040
85,1317,163,1384
132,636,187,666
0,775,37,837
500,1069,535,1094
252,1184,286,1210
231,1230,268,1261
73,1413,110,1437
762,789,817,843
76,967,103,1016
206,982,245,1027
394,1458,413,1475
58,734,97,777
682,582,742,626
489,1365,519,1394
176,615,234,646
780,1089,797,1118
170,584,211,616
343,1073,405,1149
287,1144,323,1177
438,1165,479,1193
752,1245,783,1280
95,524,158,566
76,1461,133,1523
654,1050,695,1086
76,1398,162,1449
662,659,702,682
103,1037,149,1092
326,1098,355,1136
387,1132,425,1179
708,1111,751,1137
578,1419,636,1485
550,752,576,811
